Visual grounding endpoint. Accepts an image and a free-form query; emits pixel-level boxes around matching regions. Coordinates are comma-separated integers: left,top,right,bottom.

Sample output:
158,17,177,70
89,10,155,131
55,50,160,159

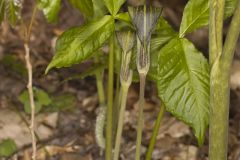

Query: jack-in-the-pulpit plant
113,30,135,160
128,5,162,159
43,0,237,159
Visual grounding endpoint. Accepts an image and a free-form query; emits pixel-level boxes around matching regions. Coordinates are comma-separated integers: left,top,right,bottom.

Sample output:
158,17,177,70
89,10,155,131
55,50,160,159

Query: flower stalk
128,5,162,160
95,67,106,149
106,35,115,160
113,31,135,160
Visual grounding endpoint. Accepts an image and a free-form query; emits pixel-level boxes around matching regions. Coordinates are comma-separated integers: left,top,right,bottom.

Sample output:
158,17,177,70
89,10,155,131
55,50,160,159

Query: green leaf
0,139,17,157
149,38,210,145
179,0,237,37
151,17,178,52
68,0,93,17
38,0,61,22
0,0,5,23
103,0,126,15
35,89,52,106
18,90,41,114
6,0,21,25
18,88,52,114
179,0,209,37
46,15,115,73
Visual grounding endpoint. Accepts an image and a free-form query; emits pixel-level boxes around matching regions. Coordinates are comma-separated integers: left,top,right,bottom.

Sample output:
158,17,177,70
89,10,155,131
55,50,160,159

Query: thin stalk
113,74,121,144
95,70,106,149
135,73,146,160
209,0,240,160
24,6,38,160
222,0,240,69
145,105,165,160
209,0,225,65
215,0,225,54
113,84,130,160
96,71,105,105
106,35,115,160
24,44,36,160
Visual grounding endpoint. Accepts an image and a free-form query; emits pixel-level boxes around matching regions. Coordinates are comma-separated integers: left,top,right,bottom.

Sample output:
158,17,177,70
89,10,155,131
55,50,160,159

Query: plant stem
106,35,115,160
95,70,106,149
209,0,225,65
96,71,105,105
24,6,38,160
209,0,240,160
145,105,165,160
113,75,121,144
135,73,146,160
113,85,130,160
24,43,36,160
222,0,240,68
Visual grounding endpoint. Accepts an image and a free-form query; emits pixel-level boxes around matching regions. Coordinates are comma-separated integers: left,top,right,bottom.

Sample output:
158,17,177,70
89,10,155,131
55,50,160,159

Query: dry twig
23,6,38,160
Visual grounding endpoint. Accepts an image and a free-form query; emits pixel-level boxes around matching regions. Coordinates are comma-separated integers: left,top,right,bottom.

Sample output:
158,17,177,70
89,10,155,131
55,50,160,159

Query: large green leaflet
68,0,94,17
5,0,21,25
149,38,210,145
38,0,61,22
46,15,115,72
179,0,238,37
103,0,126,15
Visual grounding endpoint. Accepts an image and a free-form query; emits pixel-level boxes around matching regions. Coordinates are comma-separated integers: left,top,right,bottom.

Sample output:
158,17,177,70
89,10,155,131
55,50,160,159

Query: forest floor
0,0,240,160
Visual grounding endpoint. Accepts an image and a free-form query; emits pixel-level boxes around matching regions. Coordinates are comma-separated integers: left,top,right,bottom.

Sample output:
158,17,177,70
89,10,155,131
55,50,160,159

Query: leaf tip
45,64,53,74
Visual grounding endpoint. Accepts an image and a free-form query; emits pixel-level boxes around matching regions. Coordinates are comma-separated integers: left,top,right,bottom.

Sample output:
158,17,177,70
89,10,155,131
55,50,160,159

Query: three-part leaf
149,38,210,145
179,0,237,37
46,15,115,72
103,0,126,15
68,0,94,17
38,0,61,22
